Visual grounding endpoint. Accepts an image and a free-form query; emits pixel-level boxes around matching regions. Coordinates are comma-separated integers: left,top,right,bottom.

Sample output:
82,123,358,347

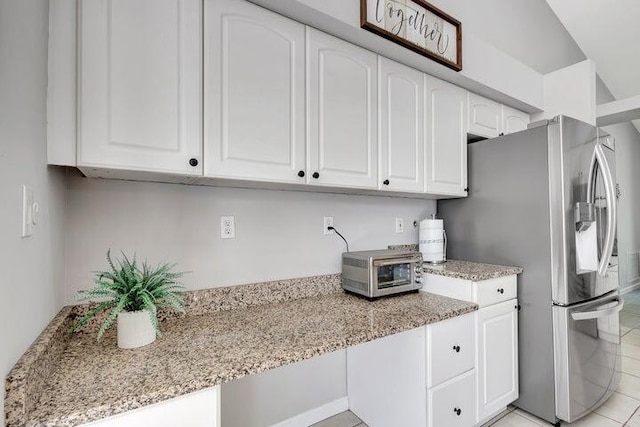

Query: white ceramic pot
117,310,156,349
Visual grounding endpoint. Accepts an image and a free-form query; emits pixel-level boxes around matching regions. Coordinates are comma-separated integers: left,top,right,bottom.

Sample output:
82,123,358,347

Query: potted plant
70,250,187,349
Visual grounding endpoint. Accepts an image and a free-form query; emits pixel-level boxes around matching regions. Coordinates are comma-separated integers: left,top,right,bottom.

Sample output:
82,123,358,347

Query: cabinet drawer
427,370,476,427
474,275,517,307
426,313,475,387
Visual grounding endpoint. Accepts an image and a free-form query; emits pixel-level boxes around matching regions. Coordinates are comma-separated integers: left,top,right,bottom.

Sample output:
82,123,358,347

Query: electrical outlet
220,216,235,239
395,217,404,234
324,216,334,235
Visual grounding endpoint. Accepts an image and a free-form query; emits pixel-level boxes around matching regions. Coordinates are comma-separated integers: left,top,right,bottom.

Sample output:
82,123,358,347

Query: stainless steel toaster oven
341,250,423,298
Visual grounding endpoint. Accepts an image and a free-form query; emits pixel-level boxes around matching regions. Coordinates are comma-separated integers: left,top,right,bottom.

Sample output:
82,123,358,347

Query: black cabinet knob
383,179,390,186
497,288,504,294
464,187,469,192
453,345,461,353
454,408,462,416
297,170,305,178
499,132,505,136
312,172,320,179
189,158,199,167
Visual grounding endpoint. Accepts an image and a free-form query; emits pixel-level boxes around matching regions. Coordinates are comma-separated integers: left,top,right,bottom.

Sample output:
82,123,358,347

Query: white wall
65,174,434,300
596,77,640,290
0,0,66,422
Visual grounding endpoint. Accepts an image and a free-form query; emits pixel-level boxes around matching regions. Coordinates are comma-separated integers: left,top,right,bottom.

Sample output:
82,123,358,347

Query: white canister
420,217,447,264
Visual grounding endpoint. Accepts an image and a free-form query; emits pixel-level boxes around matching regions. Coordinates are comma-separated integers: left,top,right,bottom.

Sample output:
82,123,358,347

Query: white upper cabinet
204,0,306,184
378,57,425,193
425,76,468,197
501,105,530,135
78,0,202,175
307,28,378,189
468,92,501,139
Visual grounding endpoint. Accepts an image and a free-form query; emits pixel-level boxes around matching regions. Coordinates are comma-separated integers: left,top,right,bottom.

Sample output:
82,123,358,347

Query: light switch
22,185,34,237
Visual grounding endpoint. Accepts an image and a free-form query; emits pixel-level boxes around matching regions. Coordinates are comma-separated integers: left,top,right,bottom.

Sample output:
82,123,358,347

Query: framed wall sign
361,0,462,71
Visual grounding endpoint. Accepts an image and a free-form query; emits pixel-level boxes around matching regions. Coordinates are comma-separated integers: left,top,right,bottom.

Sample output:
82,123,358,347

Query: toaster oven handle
372,257,419,267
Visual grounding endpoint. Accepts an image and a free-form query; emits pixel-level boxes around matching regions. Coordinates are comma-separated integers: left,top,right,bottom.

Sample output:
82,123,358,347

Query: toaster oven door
372,258,418,296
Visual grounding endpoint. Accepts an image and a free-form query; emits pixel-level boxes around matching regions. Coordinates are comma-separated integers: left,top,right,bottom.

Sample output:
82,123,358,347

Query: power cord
327,226,350,253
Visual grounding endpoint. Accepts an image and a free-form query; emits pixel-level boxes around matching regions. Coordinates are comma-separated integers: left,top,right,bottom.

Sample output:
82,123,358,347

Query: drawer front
426,312,475,388
428,370,476,427
474,275,517,307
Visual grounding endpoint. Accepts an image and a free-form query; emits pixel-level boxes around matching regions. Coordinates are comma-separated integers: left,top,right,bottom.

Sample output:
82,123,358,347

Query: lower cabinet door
427,370,476,427
477,299,519,423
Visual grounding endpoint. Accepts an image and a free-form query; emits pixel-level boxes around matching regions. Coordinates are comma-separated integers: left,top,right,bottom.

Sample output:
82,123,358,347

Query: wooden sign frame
360,0,462,71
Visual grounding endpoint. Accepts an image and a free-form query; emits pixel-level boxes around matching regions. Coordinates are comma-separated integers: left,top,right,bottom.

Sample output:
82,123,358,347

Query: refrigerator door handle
587,144,618,277
570,299,624,321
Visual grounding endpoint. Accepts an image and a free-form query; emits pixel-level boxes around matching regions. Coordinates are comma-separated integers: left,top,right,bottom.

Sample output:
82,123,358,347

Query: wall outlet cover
221,216,235,239
395,217,404,234
324,216,334,235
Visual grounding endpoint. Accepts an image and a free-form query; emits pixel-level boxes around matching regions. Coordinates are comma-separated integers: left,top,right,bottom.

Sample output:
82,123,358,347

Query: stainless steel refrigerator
439,116,622,425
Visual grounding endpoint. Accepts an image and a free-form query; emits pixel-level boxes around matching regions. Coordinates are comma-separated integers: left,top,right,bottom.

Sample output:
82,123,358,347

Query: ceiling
546,0,640,128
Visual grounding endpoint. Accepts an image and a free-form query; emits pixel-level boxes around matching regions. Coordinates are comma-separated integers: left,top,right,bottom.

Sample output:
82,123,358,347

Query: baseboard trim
270,397,349,427
621,280,640,295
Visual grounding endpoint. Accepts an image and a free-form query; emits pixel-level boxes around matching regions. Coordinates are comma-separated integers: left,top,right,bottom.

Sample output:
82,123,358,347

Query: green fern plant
70,250,187,340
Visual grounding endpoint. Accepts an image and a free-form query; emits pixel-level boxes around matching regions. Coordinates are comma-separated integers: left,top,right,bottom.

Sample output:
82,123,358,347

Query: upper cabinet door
204,0,306,184
425,76,468,197
501,105,530,135
307,28,378,189
78,0,202,175
467,92,501,139
379,57,425,193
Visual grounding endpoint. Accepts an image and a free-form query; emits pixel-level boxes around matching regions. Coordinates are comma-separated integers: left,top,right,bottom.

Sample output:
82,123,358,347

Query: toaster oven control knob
415,277,423,284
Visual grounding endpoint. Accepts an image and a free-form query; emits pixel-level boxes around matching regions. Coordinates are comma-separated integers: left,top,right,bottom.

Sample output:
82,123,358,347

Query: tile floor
316,289,640,427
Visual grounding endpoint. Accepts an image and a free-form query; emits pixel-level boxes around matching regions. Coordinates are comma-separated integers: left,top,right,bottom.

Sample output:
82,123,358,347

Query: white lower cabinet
422,274,520,426
428,370,476,427
80,387,220,427
347,312,476,427
426,312,475,388
477,299,519,424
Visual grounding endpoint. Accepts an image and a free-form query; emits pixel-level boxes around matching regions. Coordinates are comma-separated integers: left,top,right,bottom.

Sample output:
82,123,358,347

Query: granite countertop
16,286,476,426
422,259,524,281
387,244,524,281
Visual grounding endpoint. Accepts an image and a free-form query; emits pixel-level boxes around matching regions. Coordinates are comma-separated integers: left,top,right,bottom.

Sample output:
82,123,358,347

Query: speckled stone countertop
387,245,524,281
422,260,523,281
7,277,476,427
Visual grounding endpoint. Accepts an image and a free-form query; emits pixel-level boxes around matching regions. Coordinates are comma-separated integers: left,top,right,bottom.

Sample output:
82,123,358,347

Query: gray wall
65,174,434,300
0,0,66,422
296,0,586,74
596,77,640,289
222,350,346,426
